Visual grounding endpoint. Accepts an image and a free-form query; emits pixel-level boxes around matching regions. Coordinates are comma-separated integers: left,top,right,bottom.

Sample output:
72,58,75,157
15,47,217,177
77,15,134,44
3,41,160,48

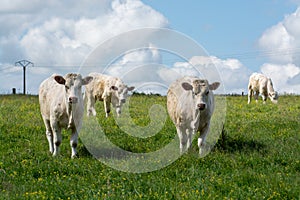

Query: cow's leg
176,126,187,154
104,98,111,118
198,123,210,155
186,128,193,151
262,95,267,104
86,94,96,116
254,91,259,103
43,117,54,154
116,106,121,117
70,128,78,158
261,91,268,104
51,122,62,157
248,89,253,104
259,87,267,104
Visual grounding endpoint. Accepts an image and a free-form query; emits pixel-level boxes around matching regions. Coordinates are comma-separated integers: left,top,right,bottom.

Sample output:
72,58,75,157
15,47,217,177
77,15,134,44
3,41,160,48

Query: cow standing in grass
84,72,134,117
167,76,220,154
39,73,93,158
248,73,278,104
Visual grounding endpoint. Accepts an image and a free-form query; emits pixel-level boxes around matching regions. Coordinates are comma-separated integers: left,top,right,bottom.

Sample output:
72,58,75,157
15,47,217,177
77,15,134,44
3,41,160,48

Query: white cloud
257,6,300,94
88,44,251,95
193,56,251,94
103,54,251,95
102,44,170,94
106,44,162,79
0,0,44,13
288,72,300,85
0,0,169,94
258,23,294,64
18,0,168,65
258,7,300,65
157,56,251,95
260,63,300,94
1,1,300,95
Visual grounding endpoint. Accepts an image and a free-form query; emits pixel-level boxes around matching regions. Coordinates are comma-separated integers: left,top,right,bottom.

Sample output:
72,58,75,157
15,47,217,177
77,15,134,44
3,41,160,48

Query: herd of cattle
38,72,278,158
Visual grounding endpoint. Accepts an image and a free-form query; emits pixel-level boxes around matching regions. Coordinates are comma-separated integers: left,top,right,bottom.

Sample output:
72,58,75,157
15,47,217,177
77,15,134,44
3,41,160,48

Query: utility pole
15,60,34,95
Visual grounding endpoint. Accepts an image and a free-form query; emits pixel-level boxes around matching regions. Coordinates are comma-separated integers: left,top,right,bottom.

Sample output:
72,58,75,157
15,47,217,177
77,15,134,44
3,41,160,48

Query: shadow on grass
78,145,130,160
78,128,268,159
77,145,94,158
214,127,267,153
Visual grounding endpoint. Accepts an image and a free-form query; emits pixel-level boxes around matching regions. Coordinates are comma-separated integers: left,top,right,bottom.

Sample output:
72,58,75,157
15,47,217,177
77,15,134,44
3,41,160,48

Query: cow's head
182,79,220,111
269,91,279,104
110,84,135,115
54,73,93,104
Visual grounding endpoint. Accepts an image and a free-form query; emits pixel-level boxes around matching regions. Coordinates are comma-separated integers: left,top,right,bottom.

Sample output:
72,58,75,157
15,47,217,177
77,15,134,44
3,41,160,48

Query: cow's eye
206,90,209,95
65,85,70,90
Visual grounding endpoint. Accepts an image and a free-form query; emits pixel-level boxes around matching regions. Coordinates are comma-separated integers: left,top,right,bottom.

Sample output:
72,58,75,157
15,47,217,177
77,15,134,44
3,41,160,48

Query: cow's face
110,84,135,115
55,74,93,104
269,91,278,104
182,79,220,111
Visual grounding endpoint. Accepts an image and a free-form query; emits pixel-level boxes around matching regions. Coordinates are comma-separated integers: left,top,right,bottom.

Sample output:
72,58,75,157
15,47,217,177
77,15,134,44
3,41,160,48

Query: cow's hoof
71,154,78,159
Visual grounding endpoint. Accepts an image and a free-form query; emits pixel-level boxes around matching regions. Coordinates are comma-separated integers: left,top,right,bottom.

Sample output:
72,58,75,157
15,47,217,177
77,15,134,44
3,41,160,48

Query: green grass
0,94,299,199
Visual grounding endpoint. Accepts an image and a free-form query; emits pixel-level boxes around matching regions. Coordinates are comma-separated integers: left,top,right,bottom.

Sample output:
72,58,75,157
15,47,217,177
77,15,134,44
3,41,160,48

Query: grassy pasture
0,94,299,199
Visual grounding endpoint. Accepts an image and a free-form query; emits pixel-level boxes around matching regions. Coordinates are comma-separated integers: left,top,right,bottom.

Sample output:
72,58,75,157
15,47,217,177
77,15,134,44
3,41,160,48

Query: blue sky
0,0,299,94
142,0,297,70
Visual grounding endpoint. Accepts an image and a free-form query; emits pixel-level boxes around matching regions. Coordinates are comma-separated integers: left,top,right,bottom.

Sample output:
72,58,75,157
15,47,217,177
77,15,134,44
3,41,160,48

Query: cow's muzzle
121,99,126,104
68,97,78,104
197,103,206,110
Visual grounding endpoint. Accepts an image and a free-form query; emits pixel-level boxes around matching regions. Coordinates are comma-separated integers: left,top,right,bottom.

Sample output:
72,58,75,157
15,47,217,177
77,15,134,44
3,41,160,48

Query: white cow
39,73,93,158
84,72,134,117
167,76,220,154
248,73,278,104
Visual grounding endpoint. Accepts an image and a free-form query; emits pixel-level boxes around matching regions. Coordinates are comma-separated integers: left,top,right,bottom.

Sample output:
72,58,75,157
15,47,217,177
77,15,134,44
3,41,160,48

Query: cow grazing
167,76,220,154
39,73,93,158
248,73,278,104
84,72,135,117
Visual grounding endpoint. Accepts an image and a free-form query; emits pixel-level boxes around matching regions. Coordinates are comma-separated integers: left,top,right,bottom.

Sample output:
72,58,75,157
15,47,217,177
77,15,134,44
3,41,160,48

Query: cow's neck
66,103,72,128
66,101,79,129
191,109,200,132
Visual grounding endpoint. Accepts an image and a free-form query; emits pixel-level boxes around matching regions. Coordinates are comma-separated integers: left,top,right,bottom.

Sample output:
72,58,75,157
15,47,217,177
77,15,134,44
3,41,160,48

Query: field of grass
0,94,299,199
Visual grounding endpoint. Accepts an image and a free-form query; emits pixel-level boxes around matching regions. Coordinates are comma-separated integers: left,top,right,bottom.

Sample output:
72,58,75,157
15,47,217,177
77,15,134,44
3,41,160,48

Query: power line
0,66,12,72
1,47,299,72
216,47,300,60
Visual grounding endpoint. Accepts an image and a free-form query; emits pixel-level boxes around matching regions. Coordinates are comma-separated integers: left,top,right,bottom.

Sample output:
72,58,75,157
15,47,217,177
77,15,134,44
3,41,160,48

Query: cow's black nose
198,103,206,110
69,97,78,103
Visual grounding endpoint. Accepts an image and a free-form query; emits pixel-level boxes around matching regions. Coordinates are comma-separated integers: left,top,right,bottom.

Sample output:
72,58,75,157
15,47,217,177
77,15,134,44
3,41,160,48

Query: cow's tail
267,78,275,93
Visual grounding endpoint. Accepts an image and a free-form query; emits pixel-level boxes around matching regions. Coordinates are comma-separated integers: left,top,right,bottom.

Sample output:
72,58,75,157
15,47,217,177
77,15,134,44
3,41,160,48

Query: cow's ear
82,76,93,85
182,82,193,91
54,75,66,85
128,86,135,91
111,86,118,91
209,82,220,90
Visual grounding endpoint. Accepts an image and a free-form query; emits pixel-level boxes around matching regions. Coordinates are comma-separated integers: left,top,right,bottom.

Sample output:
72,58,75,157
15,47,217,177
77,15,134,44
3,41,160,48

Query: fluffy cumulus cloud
258,7,300,65
260,63,300,93
18,0,168,65
106,44,163,85
1,0,300,95
0,0,169,94
106,53,251,95
160,56,251,94
258,7,300,94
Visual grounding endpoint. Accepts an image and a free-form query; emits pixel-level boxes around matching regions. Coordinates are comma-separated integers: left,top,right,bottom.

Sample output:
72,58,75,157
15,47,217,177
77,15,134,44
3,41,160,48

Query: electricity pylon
15,60,34,95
